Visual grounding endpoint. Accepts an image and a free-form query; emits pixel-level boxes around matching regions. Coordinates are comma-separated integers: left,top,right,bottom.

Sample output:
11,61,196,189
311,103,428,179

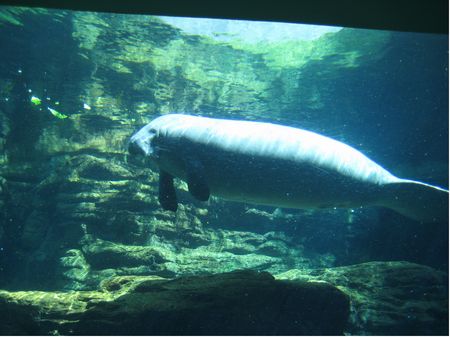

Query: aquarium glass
0,5,448,335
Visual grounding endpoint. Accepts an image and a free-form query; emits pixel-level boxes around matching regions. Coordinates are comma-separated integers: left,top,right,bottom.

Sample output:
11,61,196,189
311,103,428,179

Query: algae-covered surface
0,264,446,335
277,261,449,335
0,270,350,335
0,5,448,336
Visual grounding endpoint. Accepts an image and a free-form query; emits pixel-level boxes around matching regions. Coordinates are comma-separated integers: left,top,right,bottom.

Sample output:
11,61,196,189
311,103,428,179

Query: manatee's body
129,114,448,222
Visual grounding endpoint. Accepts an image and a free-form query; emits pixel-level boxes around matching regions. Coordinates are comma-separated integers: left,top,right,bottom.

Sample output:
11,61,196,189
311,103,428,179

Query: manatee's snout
128,122,160,159
128,140,146,156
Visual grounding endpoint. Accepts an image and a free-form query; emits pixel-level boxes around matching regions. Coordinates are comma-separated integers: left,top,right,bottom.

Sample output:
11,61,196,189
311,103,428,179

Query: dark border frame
0,0,448,34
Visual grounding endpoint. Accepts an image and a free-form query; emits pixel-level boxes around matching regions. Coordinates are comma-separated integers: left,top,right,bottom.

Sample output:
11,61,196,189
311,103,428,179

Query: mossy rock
0,270,349,335
277,261,449,335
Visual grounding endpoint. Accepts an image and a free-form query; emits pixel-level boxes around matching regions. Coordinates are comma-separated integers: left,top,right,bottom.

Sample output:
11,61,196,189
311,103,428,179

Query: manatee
128,114,448,222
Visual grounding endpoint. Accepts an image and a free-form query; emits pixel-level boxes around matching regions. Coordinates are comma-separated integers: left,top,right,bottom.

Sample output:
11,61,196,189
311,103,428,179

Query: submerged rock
277,261,449,335
0,270,349,335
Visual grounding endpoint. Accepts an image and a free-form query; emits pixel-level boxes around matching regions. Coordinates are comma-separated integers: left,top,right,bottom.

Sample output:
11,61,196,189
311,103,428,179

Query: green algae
0,263,446,335
276,261,449,335
0,270,350,335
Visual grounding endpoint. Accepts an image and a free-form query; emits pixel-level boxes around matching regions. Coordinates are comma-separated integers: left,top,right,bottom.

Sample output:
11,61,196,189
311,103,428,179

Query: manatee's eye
146,128,158,150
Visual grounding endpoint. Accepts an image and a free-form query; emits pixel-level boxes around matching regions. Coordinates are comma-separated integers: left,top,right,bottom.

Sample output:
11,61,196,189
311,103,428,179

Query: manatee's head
129,114,196,164
128,114,190,158
128,123,158,157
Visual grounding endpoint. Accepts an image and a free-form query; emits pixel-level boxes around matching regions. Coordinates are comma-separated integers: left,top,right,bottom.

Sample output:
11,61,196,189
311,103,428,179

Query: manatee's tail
379,180,449,223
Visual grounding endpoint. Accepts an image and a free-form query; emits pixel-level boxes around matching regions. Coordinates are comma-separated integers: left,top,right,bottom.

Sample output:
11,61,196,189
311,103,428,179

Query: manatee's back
158,114,400,185
154,114,396,208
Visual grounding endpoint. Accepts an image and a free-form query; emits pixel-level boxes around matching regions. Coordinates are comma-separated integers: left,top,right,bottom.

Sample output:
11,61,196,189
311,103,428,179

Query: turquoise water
0,6,448,335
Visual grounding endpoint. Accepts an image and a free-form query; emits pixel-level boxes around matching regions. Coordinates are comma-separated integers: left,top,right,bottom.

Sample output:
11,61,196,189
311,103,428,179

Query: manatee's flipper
186,158,210,201
379,180,449,223
159,170,177,211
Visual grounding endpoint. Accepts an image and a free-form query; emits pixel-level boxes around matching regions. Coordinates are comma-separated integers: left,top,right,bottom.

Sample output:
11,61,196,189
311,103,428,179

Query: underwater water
0,5,448,336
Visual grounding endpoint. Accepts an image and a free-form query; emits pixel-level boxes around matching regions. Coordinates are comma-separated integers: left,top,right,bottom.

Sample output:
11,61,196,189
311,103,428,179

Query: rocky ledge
0,270,349,335
277,261,449,335
1,261,447,336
